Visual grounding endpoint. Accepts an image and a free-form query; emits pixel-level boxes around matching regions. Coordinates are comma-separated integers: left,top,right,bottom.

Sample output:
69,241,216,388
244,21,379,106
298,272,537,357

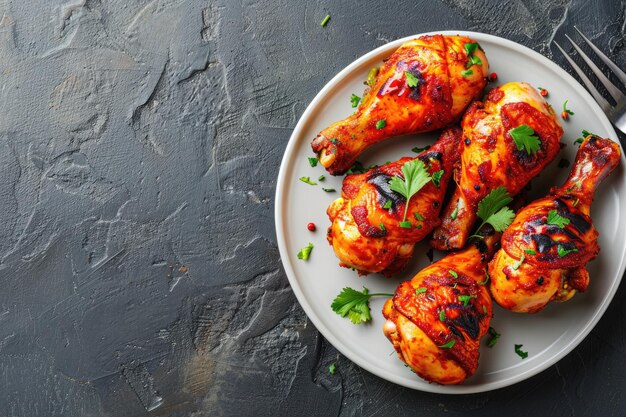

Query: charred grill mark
419,151,443,164
451,308,480,339
448,323,465,340
554,199,591,234
532,233,554,254
368,172,404,208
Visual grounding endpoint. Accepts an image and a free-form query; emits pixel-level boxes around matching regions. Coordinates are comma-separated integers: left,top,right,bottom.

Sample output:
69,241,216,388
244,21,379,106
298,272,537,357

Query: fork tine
565,34,625,104
553,41,612,113
574,26,626,86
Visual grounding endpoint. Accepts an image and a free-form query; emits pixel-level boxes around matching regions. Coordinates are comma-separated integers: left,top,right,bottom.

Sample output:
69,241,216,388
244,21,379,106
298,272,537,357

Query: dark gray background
0,0,625,416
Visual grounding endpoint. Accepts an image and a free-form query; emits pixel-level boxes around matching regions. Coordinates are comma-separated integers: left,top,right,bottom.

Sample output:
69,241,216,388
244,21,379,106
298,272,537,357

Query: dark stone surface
0,0,624,416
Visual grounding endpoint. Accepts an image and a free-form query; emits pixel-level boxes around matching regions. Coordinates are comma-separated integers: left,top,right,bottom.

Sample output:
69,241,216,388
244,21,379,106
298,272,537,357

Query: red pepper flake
489,72,497,82
307,222,316,231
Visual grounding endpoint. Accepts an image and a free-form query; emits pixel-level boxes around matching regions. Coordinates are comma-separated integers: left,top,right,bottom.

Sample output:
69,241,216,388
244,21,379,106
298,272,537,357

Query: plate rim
274,30,626,394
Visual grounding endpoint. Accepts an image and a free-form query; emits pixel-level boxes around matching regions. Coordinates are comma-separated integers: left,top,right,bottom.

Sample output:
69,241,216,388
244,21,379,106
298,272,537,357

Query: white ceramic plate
275,31,626,394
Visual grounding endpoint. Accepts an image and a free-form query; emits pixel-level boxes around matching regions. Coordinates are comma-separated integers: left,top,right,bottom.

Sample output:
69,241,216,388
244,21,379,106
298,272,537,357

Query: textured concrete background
0,0,625,416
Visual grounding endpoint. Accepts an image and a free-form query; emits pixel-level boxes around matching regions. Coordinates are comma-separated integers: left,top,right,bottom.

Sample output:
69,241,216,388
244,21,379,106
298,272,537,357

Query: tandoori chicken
431,81,563,251
382,230,498,384
489,135,621,313
326,127,461,276
311,34,488,175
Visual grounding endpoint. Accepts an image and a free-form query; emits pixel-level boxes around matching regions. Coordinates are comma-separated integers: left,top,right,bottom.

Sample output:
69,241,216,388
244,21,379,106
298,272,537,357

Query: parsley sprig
389,159,432,225
509,124,541,155
473,186,515,235
547,210,570,228
331,287,393,324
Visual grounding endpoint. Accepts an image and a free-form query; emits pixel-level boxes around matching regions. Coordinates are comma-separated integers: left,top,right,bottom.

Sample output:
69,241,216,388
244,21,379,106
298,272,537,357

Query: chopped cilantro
509,124,541,155
297,243,314,260
375,119,386,130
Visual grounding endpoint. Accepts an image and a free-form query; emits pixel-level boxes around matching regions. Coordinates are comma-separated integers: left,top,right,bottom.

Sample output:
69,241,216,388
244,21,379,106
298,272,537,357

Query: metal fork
554,27,626,134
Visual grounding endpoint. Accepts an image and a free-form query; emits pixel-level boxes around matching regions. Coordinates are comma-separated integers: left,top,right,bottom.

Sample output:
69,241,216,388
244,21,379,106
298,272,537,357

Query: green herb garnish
375,119,386,130
350,94,361,108
413,212,424,221
563,100,574,116
439,340,455,349
449,270,458,279
512,254,525,271
524,249,536,255
547,210,570,228
383,200,392,210
461,69,473,77
299,176,317,185
475,186,515,233
487,327,500,348
458,294,477,306
509,124,541,155
308,157,319,167
322,188,336,192
297,243,314,260
329,363,336,375
320,14,331,27
318,175,326,181
411,145,430,153
405,71,420,88
331,287,394,324
514,344,528,359
439,310,446,321
558,245,578,257
399,221,412,228
389,159,432,223
450,205,459,220
431,169,444,188
415,287,427,294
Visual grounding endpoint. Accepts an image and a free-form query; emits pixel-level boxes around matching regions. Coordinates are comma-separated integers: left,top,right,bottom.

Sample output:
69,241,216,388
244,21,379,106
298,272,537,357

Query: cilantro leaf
299,176,317,185
464,42,479,55
439,340,455,349
415,287,427,294
449,270,458,278
525,249,536,255
563,100,574,115
514,344,528,359
547,210,570,228
350,94,361,108
329,363,336,375
383,200,392,209
331,287,393,324
375,119,386,130
297,243,314,260
388,159,432,222
411,145,430,153
487,327,500,348
439,310,446,321
461,69,473,77
458,294,477,306
308,157,319,167
405,71,420,88
450,205,459,220
475,186,515,233
509,124,541,155
431,170,444,188
558,245,578,257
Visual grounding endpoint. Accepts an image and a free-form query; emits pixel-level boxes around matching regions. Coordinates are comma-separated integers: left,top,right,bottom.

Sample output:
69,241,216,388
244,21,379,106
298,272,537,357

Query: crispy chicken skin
326,127,461,276
431,82,563,251
382,232,498,384
311,34,488,175
489,135,621,313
